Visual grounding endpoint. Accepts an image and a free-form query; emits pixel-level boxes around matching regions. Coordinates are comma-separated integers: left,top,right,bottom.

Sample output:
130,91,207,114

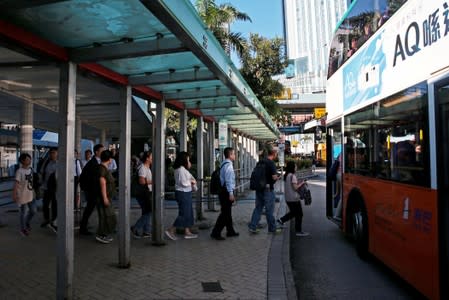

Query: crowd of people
5,143,311,243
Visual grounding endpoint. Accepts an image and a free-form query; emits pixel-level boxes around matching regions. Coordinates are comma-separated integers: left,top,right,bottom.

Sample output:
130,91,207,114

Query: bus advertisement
326,0,449,299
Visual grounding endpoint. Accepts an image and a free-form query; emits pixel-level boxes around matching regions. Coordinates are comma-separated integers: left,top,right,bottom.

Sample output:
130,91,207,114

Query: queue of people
8,143,310,244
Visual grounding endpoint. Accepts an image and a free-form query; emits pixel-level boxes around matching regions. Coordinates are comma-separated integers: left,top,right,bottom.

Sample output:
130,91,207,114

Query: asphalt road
289,170,425,300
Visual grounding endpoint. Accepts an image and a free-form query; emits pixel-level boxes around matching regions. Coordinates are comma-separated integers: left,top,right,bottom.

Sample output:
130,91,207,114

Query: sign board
218,119,228,147
278,143,285,167
314,107,326,119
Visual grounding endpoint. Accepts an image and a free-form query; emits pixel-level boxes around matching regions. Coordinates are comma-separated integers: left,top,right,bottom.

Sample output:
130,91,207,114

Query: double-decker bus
325,0,449,298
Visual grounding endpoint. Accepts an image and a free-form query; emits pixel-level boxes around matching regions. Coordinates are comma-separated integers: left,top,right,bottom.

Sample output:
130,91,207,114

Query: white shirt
174,166,195,192
138,164,152,192
73,159,82,177
15,167,34,205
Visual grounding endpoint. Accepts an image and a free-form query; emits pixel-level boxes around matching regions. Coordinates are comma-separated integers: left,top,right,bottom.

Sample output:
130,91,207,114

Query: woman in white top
131,151,153,238
277,160,309,236
165,151,198,240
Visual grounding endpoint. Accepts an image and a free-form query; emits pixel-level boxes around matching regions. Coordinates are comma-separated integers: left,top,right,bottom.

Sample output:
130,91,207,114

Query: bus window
344,82,429,187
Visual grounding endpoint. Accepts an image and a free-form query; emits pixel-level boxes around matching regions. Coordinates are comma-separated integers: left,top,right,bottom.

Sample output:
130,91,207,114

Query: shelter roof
0,0,279,140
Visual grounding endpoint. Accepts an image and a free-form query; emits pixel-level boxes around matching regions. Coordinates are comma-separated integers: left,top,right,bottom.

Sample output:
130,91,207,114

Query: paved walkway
0,186,295,299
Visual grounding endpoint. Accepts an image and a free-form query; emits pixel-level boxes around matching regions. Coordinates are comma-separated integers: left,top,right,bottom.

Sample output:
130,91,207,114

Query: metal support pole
56,62,76,300
196,116,204,220
152,99,166,245
208,122,216,211
180,109,188,152
118,85,131,268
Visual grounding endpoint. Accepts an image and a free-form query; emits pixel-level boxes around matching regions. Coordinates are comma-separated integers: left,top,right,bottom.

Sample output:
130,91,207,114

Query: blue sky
216,0,284,39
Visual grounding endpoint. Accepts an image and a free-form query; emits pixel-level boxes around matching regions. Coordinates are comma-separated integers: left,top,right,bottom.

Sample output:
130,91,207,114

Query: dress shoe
226,232,240,237
210,233,225,240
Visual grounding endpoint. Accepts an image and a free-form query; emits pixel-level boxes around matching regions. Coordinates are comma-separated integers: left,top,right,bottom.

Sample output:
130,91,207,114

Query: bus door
434,76,449,299
326,120,342,224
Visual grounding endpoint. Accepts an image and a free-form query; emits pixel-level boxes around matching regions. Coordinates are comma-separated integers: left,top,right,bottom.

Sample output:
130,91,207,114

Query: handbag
297,181,312,206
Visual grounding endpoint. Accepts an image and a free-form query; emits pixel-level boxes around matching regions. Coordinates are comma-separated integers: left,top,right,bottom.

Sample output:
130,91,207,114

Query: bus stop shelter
0,0,279,298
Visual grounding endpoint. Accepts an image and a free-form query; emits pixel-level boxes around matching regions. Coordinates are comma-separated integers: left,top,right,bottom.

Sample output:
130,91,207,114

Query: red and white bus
326,0,449,298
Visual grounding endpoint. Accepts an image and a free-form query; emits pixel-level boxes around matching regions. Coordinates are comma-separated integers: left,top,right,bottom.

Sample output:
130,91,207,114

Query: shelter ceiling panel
1,0,170,48
148,79,223,92
100,52,202,76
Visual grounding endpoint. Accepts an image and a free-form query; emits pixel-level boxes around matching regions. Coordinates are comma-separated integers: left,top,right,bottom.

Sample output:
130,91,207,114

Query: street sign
218,119,228,147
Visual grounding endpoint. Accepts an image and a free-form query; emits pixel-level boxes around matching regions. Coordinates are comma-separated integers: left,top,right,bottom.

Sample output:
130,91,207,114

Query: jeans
20,199,37,230
133,193,152,234
173,190,194,228
249,189,276,232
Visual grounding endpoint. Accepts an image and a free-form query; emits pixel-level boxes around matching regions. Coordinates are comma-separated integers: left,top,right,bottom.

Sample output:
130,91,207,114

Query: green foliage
286,157,313,170
239,34,290,125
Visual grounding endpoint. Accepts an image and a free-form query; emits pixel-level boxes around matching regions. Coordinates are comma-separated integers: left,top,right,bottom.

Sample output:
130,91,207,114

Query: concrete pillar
56,62,76,300
152,99,166,245
118,85,132,268
20,102,33,156
179,110,188,152
75,117,81,153
101,129,107,148
208,122,216,211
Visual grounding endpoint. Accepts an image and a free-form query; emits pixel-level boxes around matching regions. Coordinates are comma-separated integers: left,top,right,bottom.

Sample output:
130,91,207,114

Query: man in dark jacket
79,144,104,235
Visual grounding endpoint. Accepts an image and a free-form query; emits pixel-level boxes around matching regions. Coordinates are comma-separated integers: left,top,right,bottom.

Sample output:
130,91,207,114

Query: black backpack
250,160,267,191
210,162,229,195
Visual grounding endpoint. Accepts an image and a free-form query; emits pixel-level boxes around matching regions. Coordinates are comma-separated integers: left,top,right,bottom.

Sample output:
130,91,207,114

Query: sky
215,0,284,39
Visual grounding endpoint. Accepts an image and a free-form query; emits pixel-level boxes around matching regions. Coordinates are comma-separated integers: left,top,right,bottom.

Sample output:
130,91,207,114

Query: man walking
79,144,104,235
40,147,58,233
210,147,239,240
248,147,281,234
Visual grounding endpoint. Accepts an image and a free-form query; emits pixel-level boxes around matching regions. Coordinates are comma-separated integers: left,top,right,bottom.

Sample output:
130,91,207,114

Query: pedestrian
276,160,309,236
12,153,37,236
95,150,117,244
210,147,239,240
74,149,82,211
248,147,281,234
165,151,198,240
131,151,153,239
40,147,58,233
82,149,92,169
79,143,104,235
311,156,316,173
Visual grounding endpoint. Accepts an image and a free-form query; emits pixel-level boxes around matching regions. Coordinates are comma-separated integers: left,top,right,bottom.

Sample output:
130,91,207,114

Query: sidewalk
0,190,294,299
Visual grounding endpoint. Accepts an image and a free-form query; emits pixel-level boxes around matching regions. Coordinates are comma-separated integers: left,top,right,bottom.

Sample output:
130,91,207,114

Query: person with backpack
79,144,104,235
248,147,281,234
40,147,58,233
210,147,239,240
12,153,37,236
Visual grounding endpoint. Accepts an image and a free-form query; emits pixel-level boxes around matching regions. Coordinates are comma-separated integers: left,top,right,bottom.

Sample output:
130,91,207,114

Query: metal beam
0,0,68,9
70,37,188,63
184,99,237,110
129,68,216,85
163,88,232,99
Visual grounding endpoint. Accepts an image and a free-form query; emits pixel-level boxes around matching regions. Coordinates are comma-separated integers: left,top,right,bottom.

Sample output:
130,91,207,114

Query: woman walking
131,151,153,238
95,150,117,244
165,151,198,240
277,160,309,236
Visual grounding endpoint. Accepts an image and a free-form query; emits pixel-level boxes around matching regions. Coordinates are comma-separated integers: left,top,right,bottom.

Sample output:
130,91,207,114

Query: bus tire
352,205,369,259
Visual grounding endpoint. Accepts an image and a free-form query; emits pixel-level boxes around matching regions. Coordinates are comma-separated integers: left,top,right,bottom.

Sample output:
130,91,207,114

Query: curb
267,213,297,300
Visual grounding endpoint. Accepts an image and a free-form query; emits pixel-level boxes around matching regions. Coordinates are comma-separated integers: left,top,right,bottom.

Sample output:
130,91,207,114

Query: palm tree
195,0,251,57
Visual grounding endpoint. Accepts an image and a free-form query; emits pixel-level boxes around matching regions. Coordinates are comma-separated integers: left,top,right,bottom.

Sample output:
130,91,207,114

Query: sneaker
25,224,31,231
248,228,260,234
269,228,283,234
165,230,177,241
95,235,111,244
20,229,29,237
296,231,310,237
48,223,57,233
131,227,141,239
226,231,240,237
184,234,198,239
142,232,151,238
276,219,285,228
104,236,114,242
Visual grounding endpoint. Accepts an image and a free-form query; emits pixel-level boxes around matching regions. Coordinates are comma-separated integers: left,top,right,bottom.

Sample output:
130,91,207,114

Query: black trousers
211,189,236,236
42,189,57,222
280,201,303,233
80,191,96,232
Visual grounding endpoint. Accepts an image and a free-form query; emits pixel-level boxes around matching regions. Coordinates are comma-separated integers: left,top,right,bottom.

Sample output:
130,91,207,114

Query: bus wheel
352,208,368,259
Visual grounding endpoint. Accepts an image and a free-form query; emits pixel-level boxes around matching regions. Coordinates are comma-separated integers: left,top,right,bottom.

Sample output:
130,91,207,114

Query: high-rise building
281,0,349,95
